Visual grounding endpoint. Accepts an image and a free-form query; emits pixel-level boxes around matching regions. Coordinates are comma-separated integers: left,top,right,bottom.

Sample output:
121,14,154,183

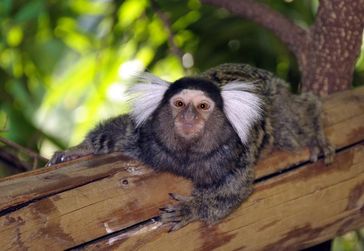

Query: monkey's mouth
181,124,195,134
175,118,204,140
176,124,201,139
183,122,194,129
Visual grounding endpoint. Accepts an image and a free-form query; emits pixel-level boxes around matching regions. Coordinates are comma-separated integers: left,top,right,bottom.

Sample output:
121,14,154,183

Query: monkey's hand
159,193,197,232
47,115,138,166
47,144,93,166
160,167,255,232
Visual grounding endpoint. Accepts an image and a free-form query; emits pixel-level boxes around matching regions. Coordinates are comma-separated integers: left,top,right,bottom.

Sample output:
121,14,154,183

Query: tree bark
300,0,364,95
202,0,364,96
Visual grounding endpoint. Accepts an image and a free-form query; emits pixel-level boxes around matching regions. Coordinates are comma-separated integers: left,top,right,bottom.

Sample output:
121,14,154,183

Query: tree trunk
300,0,364,95
202,0,364,96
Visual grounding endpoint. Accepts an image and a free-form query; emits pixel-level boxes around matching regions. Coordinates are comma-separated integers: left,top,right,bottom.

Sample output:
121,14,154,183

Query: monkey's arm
160,166,254,231
48,115,139,165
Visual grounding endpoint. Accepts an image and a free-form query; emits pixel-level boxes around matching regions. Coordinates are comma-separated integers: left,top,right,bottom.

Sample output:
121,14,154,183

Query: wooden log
85,144,364,251
0,87,363,250
1,87,363,213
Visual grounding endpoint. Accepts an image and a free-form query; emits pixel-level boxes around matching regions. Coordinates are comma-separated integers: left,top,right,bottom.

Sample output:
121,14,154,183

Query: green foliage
0,0,363,158
333,230,364,251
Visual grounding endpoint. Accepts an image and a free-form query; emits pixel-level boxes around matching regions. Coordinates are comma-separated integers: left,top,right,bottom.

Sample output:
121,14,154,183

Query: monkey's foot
47,149,91,166
323,144,335,165
159,193,196,231
309,146,320,163
309,144,335,165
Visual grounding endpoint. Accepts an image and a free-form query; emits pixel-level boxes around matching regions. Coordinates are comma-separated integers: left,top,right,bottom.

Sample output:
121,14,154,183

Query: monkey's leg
311,131,335,164
312,111,335,164
274,92,335,164
48,115,137,166
160,167,254,231
302,94,335,164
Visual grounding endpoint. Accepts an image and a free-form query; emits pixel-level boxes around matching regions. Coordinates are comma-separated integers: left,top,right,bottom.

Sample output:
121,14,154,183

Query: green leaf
0,0,12,17
15,0,44,23
7,25,23,47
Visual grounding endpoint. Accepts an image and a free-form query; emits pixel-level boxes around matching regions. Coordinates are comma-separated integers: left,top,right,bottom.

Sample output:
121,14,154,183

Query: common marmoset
48,63,334,231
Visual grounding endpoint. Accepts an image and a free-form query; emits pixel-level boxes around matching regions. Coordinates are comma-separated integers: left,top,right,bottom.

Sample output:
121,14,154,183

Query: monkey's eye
174,100,185,108
198,102,210,110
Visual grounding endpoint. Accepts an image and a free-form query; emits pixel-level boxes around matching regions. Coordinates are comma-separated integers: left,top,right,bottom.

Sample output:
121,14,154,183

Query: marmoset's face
169,89,215,140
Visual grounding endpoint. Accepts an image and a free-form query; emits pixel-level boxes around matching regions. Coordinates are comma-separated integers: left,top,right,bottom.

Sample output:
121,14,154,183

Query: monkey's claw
309,146,320,163
168,193,193,202
323,144,335,165
160,202,195,232
47,151,83,166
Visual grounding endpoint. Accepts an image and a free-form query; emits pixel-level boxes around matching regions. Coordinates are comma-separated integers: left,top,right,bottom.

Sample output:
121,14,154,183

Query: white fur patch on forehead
171,89,210,102
221,81,262,144
180,89,205,96
128,72,169,127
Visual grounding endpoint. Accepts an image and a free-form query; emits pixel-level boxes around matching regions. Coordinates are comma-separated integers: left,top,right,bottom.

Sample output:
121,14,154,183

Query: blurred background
0,1,363,249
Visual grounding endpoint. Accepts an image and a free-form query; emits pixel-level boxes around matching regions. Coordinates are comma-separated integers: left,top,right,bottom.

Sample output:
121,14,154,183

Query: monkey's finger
160,213,182,223
168,193,192,202
168,220,190,232
161,213,184,223
46,151,66,166
159,207,175,213
159,203,176,212
48,150,91,167
324,154,334,165
160,208,183,219
309,146,319,163
160,209,184,223
323,145,335,165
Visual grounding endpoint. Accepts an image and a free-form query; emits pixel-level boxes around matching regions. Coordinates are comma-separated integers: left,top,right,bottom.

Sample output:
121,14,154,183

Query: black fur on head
161,77,224,109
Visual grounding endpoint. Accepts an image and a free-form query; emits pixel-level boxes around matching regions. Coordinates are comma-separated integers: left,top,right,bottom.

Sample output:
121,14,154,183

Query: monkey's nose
184,114,197,122
183,105,197,122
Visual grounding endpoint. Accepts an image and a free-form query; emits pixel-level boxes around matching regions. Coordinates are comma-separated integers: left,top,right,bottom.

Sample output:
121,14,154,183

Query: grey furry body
49,63,334,230
201,64,333,159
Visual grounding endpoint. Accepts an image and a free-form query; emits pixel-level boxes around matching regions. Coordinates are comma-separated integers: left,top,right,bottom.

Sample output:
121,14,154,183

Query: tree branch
201,0,307,56
0,150,30,172
0,137,48,169
0,137,47,162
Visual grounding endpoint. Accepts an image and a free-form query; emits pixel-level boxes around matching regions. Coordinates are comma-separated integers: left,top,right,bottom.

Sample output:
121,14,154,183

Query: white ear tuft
221,81,263,144
128,72,170,127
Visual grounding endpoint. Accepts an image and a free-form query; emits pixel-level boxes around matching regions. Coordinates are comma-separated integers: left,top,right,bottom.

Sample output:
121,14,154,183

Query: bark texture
202,0,364,96
301,0,364,95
